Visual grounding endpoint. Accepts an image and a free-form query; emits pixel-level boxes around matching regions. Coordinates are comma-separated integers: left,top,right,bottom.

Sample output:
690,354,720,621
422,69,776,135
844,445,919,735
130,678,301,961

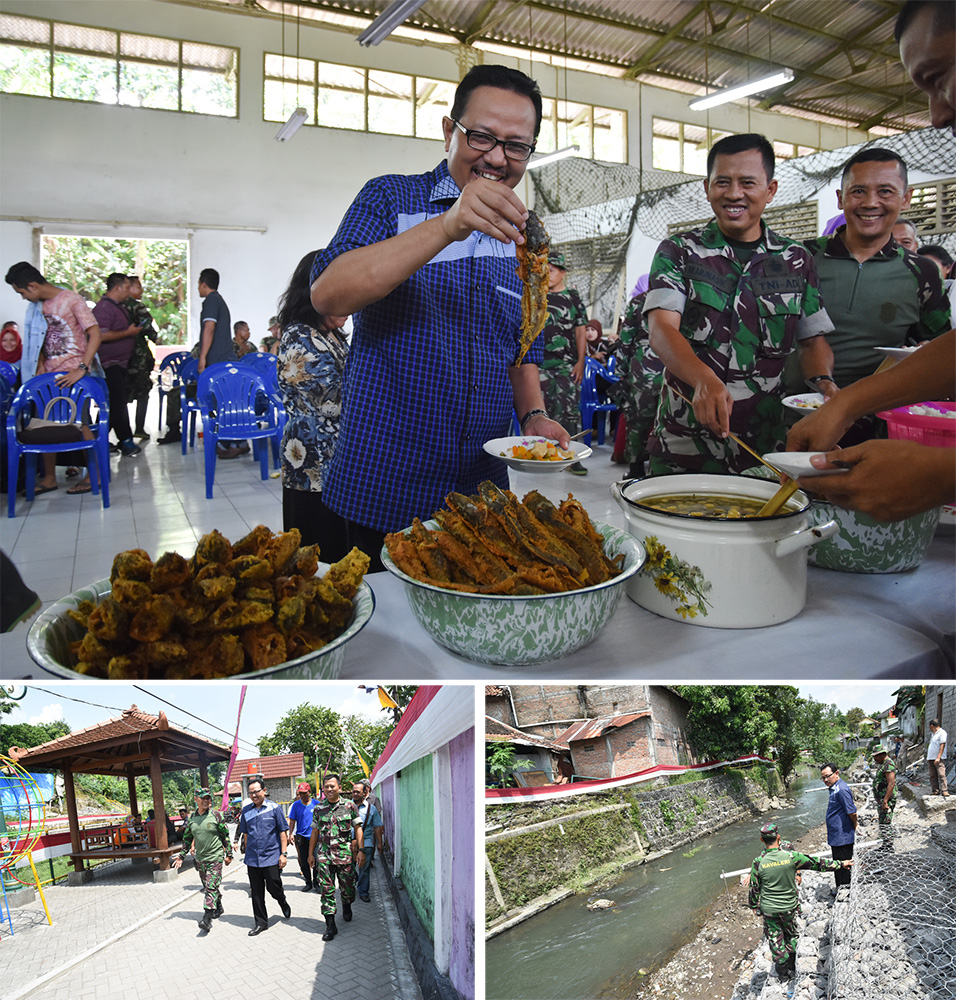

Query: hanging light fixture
357,0,428,47
526,145,580,170
689,68,794,111
274,2,308,141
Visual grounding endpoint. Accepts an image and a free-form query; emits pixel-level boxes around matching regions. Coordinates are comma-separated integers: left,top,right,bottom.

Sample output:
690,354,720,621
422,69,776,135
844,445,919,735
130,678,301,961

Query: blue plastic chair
240,351,279,392
6,373,111,517
157,350,190,432
580,357,620,446
197,363,284,499
179,356,201,455
0,361,17,388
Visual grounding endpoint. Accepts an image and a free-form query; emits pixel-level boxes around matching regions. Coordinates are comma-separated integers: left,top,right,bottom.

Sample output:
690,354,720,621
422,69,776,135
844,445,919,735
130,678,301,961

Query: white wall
0,0,907,337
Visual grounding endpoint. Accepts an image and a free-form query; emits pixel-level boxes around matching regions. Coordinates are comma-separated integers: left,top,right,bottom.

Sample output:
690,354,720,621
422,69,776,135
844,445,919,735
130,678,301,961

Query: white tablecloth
4,538,953,682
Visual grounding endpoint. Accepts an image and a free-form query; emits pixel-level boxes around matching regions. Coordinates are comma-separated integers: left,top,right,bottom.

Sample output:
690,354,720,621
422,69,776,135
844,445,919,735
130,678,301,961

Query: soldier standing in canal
871,744,897,844
748,822,852,997
309,773,364,941
172,787,233,933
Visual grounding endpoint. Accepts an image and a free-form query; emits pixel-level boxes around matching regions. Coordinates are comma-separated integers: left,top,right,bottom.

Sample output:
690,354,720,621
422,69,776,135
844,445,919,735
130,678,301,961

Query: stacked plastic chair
6,373,111,517
178,356,201,454
196,362,285,499
156,350,190,433
579,356,620,446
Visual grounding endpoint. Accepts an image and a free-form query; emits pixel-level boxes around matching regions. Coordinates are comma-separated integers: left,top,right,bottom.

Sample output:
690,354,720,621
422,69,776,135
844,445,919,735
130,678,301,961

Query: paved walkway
2,849,422,1000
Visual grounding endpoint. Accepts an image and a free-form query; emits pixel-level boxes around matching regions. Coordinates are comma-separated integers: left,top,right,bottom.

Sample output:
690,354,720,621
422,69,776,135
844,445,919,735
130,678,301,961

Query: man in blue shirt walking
311,64,572,568
820,762,857,887
288,781,319,891
236,778,291,935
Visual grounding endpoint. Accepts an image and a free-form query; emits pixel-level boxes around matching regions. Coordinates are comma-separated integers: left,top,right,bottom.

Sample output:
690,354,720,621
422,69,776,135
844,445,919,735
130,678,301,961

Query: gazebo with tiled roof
7,705,231,879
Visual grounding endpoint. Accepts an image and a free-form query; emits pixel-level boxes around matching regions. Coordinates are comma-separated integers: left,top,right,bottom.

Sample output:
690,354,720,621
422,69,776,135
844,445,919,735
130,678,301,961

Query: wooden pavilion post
63,766,82,872
148,744,169,868
198,751,209,790
127,773,139,819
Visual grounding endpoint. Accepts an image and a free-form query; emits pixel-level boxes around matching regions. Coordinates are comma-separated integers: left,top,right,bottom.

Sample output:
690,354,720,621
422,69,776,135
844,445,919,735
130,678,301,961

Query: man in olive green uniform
871,743,897,842
748,822,851,996
309,773,364,941
173,788,233,933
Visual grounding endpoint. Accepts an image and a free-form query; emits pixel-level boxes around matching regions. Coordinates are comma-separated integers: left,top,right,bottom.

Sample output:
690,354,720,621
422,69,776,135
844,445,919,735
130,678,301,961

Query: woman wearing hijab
1,321,22,370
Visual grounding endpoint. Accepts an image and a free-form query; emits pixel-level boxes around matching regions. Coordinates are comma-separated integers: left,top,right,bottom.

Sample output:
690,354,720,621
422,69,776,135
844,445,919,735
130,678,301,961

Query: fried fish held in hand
514,210,550,366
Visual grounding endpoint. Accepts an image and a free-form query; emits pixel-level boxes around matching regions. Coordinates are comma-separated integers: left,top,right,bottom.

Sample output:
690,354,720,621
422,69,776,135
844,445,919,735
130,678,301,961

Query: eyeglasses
450,119,535,161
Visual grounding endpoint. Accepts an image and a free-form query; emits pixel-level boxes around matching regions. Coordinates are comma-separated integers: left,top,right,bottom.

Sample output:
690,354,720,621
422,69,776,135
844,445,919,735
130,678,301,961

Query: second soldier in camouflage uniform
748,822,850,995
871,743,898,843
173,787,233,933
539,250,588,457
310,773,364,941
643,133,834,475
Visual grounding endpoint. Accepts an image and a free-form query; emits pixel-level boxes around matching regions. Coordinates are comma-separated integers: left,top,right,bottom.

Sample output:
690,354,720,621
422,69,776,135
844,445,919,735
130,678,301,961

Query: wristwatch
519,407,548,429
805,375,836,390
280,851,288,856
77,363,89,373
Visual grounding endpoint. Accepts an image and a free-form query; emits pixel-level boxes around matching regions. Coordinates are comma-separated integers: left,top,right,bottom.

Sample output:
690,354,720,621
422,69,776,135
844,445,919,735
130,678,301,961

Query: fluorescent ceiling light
357,0,427,47
527,145,579,170
275,107,308,141
689,69,794,111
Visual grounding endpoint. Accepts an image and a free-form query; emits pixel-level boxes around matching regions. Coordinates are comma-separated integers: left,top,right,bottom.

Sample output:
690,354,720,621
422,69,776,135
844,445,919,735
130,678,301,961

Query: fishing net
824,820,956,999
530,127,956,327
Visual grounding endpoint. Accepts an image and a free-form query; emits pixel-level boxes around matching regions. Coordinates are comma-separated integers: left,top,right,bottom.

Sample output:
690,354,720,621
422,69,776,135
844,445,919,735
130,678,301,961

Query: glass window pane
120,60,178,110
653,117,680,139
797,145,817,157
182,41,232,70
653,135,681,171
534,97,556,153
264,53,314,84
120,32,177,63
318,63,365,131
683,141,708,175
593,106,626,163
368,69,412,135
773,140,795,160
1,13,50,44
264,78,312,123
53,52,117,103
54,23,116,55
181,66,236,116
0,43,50,97
415,77,455,139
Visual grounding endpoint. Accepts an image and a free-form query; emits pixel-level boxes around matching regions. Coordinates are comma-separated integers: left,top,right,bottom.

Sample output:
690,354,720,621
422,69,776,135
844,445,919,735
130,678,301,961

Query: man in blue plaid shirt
311,65,570,567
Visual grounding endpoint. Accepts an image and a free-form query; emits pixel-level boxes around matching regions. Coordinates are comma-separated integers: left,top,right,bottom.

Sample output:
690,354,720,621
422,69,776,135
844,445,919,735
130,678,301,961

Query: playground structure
0,754,52,935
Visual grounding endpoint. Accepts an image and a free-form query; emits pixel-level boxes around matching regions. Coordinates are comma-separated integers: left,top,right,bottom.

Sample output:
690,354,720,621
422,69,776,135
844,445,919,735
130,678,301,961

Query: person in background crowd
92,272,143,458
260,316,281,354
351,778,383,903
891,218,920,252
1,321,21,370
4,261,103,496
820,762,857,888
644,133,835,474
539,248,589,475
233,320,256,357
748,821,851,996
173,788,233,933
927,718,949,797
287,781,319,892
310,773,362,941
236,778,291,936
275,250,351,560
916,245,956,320
124,275,156,442
896,0,955,136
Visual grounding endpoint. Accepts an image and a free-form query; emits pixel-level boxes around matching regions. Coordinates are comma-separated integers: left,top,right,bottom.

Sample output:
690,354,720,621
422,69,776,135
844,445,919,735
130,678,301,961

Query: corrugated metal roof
558,711,650,743
485,716,569,753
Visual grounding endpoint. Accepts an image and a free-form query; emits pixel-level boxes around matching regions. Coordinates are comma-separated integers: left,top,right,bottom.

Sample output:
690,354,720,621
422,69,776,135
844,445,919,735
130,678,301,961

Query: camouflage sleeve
643,238,688,317
214,812,232,854
571,289,589,327
747,859,762,912
793,248,835,340
911,255,953,341
180,821,193,858
793,851,840,873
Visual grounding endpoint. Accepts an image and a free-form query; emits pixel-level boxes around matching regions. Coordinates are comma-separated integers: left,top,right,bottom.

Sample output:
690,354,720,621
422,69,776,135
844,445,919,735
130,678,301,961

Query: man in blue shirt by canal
288,781,319,892
236,778,291,935
820,762,857,887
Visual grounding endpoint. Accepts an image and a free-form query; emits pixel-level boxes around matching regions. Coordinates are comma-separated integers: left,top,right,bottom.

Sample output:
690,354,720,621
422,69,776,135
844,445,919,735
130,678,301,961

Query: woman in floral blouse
276,251,350,560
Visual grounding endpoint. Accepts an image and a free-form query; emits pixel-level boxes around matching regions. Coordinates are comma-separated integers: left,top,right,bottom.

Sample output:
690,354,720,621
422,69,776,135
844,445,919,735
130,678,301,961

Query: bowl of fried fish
382,482,645,665
27,526,374,680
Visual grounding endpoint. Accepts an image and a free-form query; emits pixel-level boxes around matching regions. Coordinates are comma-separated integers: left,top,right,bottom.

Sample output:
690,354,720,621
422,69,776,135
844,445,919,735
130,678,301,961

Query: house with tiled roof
228,754,306,803
485,717,570,787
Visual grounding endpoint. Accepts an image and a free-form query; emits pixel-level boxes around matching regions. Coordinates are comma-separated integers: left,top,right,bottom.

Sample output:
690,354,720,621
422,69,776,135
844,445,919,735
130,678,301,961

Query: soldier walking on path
310,773,363,941
871,744,897,845
172,788,233,933
748,822,852,997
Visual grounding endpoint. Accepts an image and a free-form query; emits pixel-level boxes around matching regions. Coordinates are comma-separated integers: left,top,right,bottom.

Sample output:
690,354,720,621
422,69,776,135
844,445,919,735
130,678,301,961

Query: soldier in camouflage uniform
748,822,850,996
173,787,233,933
871,744,897,843
539,250,588,472
643,133,835,475
309,773,364,941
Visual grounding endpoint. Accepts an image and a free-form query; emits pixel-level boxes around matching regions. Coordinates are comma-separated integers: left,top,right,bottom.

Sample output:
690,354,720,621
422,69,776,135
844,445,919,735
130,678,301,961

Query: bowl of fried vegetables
382,482,645,665
27,526,374,679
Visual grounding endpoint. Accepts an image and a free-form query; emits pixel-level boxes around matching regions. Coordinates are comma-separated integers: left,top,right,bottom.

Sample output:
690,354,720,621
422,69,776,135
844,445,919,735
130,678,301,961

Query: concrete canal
486,768,823,1000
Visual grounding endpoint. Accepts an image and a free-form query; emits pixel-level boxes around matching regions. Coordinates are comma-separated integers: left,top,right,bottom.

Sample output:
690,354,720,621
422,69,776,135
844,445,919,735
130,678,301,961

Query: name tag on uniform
684,262,738,296
752,275,806,295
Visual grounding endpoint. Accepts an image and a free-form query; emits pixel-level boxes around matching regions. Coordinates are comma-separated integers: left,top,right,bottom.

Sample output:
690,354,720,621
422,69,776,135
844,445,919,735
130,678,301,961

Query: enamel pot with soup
610,474,838,629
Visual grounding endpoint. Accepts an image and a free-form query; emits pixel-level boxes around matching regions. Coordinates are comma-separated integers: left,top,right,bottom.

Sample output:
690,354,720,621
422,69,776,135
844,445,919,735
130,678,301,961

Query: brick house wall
925,685,956,755
509,686,657,739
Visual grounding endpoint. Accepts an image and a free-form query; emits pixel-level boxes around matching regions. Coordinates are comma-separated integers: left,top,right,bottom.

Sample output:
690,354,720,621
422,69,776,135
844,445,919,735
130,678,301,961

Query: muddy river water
486,769,826,1000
